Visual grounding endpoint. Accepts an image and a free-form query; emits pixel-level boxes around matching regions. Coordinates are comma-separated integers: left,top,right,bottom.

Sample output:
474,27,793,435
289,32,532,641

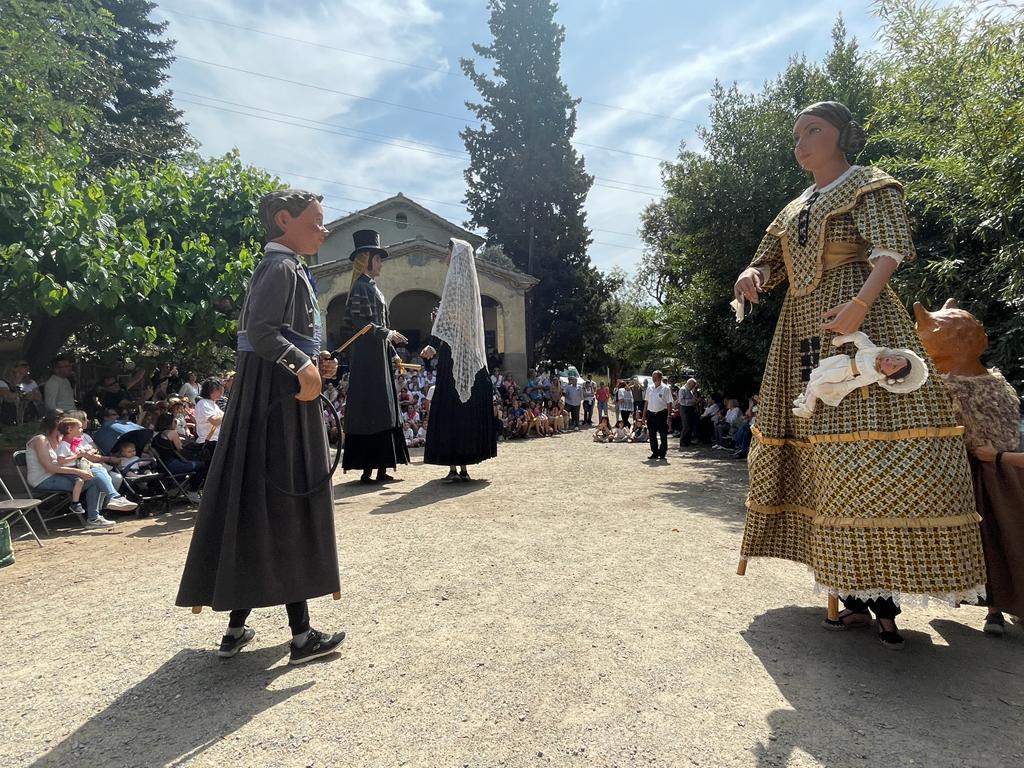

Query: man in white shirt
642,370,673,461
44,356,77,412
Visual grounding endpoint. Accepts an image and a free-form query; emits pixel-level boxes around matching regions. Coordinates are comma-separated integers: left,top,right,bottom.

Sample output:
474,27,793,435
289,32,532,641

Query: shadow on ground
29,647,311,768
744,606,1024,767
655,449,749,532
370,478,491,515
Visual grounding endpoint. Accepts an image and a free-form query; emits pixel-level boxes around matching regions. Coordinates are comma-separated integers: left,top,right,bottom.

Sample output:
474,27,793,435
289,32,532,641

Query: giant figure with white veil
419,238,498,482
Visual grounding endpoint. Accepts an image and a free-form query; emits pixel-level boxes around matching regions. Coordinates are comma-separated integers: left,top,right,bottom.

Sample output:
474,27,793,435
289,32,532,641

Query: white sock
226,626,244,639
293,629,310,646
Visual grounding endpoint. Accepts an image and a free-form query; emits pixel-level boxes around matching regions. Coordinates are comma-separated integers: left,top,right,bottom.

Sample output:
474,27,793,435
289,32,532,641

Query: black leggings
228,601,310,635
842,596,901,621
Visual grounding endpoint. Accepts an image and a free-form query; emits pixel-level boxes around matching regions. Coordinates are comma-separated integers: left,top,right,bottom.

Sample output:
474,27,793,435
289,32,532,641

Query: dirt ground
2,431,1022,768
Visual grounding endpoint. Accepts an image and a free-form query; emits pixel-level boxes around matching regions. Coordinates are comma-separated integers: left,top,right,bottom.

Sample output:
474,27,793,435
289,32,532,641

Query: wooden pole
334,323,374,355
191,606,202,614
736,558,747,576
332,591,341,600
827,594,839,622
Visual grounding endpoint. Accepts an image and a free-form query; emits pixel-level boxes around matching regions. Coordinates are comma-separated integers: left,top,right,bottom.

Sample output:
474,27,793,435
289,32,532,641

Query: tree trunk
21,309,86,377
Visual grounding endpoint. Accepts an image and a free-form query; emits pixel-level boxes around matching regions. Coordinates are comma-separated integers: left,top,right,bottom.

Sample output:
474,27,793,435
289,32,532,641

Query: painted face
876,353,909,377
279,200,328,256
368,253,383,277
792,115,842,173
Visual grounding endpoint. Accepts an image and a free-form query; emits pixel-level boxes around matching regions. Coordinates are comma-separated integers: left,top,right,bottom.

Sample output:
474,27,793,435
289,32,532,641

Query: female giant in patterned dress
733,102,987,650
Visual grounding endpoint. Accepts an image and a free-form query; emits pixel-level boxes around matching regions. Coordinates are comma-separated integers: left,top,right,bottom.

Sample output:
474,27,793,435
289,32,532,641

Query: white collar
799,165,860,201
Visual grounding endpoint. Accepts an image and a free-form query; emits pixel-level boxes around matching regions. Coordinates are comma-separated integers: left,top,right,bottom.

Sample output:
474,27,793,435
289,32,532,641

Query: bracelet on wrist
996,451,1004,465
851,296,870,310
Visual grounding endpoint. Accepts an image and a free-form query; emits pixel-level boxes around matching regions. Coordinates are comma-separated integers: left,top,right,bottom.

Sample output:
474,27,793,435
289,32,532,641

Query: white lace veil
432,238,487,403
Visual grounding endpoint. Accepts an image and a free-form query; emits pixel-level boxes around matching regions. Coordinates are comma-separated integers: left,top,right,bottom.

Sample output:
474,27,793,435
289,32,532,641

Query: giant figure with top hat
341,230,410,484
175,189,345,665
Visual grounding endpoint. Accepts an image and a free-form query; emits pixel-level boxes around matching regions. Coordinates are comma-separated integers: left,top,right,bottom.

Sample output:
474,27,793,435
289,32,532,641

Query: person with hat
733,101,986,650
176,189,345,666
340,229,409,484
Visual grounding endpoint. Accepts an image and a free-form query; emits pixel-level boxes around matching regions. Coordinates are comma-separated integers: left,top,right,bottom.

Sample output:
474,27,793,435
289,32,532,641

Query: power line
177,98,466,161
177,87,670,164
263,167,642,239
176,55,473,124
177,91,467,156
160,5,703,127
176,97,664,195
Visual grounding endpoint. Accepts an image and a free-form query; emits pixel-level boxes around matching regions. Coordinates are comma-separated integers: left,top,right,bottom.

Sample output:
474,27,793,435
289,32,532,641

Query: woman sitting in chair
152,412,207,504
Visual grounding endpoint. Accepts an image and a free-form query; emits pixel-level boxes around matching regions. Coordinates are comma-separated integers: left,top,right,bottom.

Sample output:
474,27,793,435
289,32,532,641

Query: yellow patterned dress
739,165,987,605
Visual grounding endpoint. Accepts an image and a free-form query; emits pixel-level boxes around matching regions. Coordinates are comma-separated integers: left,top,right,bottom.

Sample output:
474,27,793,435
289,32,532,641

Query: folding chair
0,475,43,547
12,450,76,534
151,451,201,507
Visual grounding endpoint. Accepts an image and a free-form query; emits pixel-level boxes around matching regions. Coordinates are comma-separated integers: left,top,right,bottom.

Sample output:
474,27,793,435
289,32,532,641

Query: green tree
0,146,280,372
86,0,194,168
461,0,609,368
0,0,113,158
640,18,878,395
870,0,1024,385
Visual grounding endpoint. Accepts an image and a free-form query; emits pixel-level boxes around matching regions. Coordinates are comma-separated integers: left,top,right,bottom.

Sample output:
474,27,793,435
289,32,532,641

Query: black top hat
350,229,389,261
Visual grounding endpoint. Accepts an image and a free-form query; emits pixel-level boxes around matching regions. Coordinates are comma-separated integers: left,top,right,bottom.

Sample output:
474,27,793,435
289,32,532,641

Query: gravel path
1,431,1021,767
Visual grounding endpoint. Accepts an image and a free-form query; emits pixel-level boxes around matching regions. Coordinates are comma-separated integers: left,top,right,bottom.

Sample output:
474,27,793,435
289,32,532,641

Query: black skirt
341,426,409,472
175,351,340,611
424,344,497,466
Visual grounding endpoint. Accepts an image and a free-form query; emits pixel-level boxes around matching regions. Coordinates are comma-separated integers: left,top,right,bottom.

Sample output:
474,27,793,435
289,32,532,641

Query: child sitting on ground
630,419,648,443
613,420,630,443
593,416,613,443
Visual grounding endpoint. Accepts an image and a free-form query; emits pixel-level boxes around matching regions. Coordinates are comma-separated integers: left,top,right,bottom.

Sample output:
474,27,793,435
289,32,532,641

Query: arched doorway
389,290,441,354
326,293,349,350
481,295,504,371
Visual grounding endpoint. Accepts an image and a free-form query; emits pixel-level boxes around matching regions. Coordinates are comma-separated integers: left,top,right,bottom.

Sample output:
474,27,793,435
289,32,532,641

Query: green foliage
640,18,874,395
638,6,1023,392
0,0,113,158
0,143,280,371
461,0,611,368
84,0,194,168
871,0,1024,385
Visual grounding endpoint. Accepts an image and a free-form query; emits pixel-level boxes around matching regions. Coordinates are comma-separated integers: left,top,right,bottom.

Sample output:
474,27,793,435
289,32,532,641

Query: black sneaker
218,626,256,658
289,628,345,665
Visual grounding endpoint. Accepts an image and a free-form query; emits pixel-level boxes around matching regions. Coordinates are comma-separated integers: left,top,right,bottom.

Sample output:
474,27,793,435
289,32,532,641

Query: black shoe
289,628,346,665
648,453,658,460
376,473,395,483
732,449,748,460
876,618,905,650
218,626,256,658
458,470,471,481
443,470,460,483
359,475,378,485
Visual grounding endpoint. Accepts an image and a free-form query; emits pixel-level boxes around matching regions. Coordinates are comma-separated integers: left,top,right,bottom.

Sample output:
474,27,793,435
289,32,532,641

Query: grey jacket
237,244,321,375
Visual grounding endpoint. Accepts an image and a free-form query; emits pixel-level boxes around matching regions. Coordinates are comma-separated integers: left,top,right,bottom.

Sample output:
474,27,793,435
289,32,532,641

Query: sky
156,0,898,276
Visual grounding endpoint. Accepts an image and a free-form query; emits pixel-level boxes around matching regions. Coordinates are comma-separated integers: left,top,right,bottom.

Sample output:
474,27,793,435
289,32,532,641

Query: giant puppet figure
914,299,1024,635
419,238,498,481
340,230,410,484
176,189,345,665
733,102,987,650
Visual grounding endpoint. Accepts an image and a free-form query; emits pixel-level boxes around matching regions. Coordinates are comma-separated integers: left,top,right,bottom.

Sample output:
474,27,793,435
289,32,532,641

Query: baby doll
792,332,928,418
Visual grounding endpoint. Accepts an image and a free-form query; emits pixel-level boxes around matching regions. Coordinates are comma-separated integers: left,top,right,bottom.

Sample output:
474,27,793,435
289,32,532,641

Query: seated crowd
8,356,231,527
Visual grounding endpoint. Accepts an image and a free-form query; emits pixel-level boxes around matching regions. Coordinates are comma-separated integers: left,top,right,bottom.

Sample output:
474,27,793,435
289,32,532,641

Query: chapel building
311,194,537,383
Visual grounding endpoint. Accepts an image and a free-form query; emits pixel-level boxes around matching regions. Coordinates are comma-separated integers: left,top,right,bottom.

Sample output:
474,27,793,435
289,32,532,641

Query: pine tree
86,0,193,167
461,0,607,368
